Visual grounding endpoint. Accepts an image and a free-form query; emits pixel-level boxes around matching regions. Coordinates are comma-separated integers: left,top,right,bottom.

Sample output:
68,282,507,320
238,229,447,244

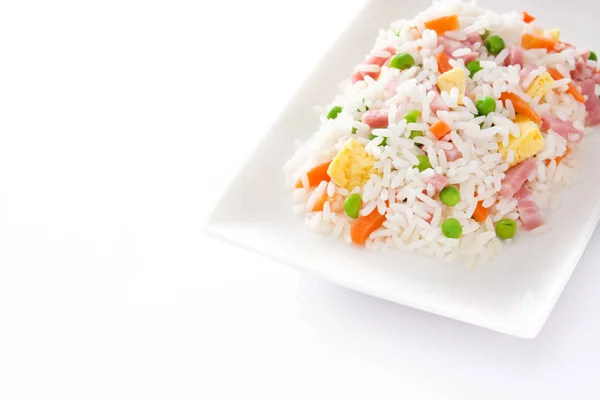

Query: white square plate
206,0,600,338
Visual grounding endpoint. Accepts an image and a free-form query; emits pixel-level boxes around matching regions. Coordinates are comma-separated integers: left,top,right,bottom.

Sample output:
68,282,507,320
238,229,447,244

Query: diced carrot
429,120,452,139
499,92,541,125
521,11,535,23
521,33,558,51
295,161,331,189
547,68,586,103
312,192,343,213
436,51,452,74
547,68,563,80
472,201,489,222
424,14,460,35
566,83,585,103
350,207,387,246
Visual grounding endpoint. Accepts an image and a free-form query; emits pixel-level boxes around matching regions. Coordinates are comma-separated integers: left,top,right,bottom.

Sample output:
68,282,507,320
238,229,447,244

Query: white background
0,0,599,398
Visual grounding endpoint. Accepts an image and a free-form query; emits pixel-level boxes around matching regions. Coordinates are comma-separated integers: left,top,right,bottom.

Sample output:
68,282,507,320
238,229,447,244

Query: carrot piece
547,68,563,80
436,51,452,74
295,161,331,189
547,68,586,103
424,14,460,35
312,192,343,213
472,201,489,222
350,207,387,246
521,33,558,51
521,11,535,23
429,120,452,139
499,92,541,125
566,83,585,103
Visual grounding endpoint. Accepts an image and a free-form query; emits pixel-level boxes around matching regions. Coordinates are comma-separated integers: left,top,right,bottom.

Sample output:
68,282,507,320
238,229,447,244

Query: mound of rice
284,0,600,263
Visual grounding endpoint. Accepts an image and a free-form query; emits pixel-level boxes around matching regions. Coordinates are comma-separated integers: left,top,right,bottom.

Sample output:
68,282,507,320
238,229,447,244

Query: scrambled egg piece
498,115,545,166
545,28,560,41
437,67,466,105
327,138,376,190
526,72,555,98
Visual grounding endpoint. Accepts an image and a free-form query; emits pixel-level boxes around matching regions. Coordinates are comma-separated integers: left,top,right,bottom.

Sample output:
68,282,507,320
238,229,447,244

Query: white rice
284,0,591,264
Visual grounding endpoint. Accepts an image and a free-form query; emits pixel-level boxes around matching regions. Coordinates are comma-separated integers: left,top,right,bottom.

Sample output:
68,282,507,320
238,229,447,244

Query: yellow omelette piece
327,138,376,190
436,67,466,105
545,28,560,41
498,115,545,166
526,72,555,98
534,27,560,40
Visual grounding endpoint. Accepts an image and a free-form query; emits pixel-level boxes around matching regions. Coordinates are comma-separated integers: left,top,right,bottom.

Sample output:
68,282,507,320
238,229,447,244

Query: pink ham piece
571,57,594,82
514,186,544,230
351,70,378,85
519,63,538,82
351,46,396,84
438,36,465,55
504,46,524,67
443,144,462,161
361,109,389,128
429,90,449,113
541,114,583,142
423,174,449,193
499,158,537,198
438,36,479,64
461,51,479,64
465,32,482,45
579,79,600,126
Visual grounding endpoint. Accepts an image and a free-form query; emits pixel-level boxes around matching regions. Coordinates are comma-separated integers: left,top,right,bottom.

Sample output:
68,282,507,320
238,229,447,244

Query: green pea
466,60,483,78
410,131,423,147
590,51,598,62
409,130,423,139
476,96,496,116
343,194,362,219
481,29,490,40
416,155,432,172
390,53,415,70
439,186,461,206
327,106,343,120
352,127,357,134
404,110,421,123
495,218,517,239
484,35,505,55
442,218,463,239
370,133,387,146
